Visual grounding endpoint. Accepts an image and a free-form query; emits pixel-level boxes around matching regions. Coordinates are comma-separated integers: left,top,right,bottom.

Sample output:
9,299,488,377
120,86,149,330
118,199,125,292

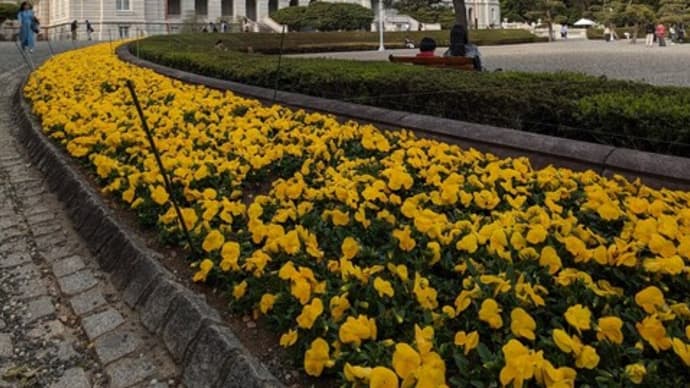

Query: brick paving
0,42,180,387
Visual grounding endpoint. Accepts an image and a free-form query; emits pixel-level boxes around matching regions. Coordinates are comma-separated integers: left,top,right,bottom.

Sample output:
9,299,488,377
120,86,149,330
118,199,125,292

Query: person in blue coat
18,1,36,52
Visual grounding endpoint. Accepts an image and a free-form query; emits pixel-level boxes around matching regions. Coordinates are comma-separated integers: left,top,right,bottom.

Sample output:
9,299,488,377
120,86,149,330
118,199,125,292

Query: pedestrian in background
669,24,677,44
560,24,568,39
86,20,94,40
17,1,36,52
645,22,655,46
70,20,78,40
656,23,666,47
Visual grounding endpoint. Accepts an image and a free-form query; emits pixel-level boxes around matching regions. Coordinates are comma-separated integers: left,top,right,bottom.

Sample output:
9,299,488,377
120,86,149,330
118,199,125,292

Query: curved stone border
117,45,690,190
12,81,283,388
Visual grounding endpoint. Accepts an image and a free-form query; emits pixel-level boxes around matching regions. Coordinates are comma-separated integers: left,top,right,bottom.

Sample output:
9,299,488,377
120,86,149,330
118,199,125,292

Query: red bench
388,54,476,71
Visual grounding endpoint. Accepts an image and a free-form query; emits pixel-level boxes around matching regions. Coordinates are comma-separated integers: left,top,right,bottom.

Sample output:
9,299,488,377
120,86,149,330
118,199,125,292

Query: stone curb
117,44,690,190
12,81,283,388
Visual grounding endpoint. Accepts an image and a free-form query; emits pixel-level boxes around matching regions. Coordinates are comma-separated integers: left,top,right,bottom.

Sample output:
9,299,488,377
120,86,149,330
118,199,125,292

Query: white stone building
440,0,501,29
32,0,499,40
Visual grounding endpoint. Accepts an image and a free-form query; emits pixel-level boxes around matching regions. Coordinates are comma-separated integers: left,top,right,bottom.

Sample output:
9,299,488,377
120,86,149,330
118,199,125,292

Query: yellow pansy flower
454,330,479,355
373,277,394,298
636,315,672,352
564,304,591,333
303,338,334,377
259,293,276,314
279,329,297,347
510,308,536,340
338,315,377,347
150,185,169,205
192,258,213,283
369,367,399,388
624,363,646,384
478,298,503,329
635,286,665,314
202,229,225,252
232,280,247,300
392,343,420,380
596,316,624,344
296,298,324,329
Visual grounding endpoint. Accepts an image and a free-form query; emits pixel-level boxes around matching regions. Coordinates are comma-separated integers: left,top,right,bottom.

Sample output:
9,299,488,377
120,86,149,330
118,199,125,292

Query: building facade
32,0,499,39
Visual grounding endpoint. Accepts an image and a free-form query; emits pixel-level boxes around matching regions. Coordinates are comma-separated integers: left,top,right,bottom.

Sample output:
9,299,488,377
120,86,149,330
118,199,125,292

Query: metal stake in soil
271,25,287,103
14,38,33,70
46,37,55,57
124,79,198,258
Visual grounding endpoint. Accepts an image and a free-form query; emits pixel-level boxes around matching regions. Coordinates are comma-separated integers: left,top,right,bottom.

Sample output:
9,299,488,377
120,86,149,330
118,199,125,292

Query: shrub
272,2,374,32
135,33,690,156
586,26,641,40
0,3,19,24
271,6,307,31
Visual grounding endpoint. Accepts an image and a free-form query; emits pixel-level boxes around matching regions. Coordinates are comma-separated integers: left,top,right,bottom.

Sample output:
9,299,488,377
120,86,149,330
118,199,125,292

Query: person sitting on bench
416,37,437,57
443,24,483,71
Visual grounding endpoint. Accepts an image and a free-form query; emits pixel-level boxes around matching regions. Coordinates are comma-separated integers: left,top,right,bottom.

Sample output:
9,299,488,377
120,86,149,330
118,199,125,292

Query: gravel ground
290,39,690,87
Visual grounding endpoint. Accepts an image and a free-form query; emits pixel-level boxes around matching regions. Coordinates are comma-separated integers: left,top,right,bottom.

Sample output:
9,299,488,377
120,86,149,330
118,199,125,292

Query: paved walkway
1,42,180,387
291,39,690,87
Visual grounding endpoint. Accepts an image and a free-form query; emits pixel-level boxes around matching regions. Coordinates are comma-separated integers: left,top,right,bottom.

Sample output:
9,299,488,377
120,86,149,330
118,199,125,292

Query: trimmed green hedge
587,27,688,43
134,33,690,156
271,2,374,32
168,30,546,55
586,27,641,40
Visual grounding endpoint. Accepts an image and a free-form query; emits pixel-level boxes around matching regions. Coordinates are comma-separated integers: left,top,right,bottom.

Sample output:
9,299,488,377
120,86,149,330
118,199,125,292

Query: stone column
256,0,269,20
181,0,196,19
208,0,222,21
233,0,246,20
278,0,290,10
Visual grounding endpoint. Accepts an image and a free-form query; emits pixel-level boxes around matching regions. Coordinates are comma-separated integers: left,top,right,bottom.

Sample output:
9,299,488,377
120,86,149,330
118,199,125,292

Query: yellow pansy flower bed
24,43,690,387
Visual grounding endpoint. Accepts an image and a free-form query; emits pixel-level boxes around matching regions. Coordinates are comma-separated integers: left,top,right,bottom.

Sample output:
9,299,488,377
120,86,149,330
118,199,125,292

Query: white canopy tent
573,18,596,27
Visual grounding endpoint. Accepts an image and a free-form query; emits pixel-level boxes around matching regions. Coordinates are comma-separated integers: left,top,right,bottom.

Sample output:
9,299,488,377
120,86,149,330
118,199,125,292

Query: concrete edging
117,44,690,190
12,81,283,388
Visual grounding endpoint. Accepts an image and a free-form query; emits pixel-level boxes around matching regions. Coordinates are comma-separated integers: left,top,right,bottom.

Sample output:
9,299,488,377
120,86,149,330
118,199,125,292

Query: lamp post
378,0,385,51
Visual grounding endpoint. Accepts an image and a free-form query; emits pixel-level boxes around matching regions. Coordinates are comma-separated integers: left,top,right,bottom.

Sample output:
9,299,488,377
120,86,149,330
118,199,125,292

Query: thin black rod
271,24,287,103
14,38,33,70
124,80,198,257
46,36,55,57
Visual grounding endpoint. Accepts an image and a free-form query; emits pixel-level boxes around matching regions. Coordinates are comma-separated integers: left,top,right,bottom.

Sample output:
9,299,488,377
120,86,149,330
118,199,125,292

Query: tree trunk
632,22,638,43
453,0,468,30
546,10,553,42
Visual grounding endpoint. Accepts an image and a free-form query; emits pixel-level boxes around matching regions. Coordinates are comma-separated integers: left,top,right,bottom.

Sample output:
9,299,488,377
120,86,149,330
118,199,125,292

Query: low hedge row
134,33,690,156
166,30,546,55
587,27,688,43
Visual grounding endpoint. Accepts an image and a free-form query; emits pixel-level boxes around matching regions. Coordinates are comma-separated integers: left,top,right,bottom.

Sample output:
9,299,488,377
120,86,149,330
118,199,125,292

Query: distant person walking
17,1,36,52
645,22,655,46
560,24,568,39
604,26,611,42
656,23,666,47
669,25,677,44
85,20,94,40
70,20,78,40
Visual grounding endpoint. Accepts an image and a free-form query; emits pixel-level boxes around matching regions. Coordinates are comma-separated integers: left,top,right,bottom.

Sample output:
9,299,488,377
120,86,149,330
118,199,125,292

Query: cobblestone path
1,43,181,387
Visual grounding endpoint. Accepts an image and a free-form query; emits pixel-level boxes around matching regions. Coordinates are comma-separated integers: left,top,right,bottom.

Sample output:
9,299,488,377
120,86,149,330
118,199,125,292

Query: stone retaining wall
12,81,283,388
118,45,690,191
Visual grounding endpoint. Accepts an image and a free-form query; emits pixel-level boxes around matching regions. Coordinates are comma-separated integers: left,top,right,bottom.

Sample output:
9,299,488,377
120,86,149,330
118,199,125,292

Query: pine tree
657,0,690,25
